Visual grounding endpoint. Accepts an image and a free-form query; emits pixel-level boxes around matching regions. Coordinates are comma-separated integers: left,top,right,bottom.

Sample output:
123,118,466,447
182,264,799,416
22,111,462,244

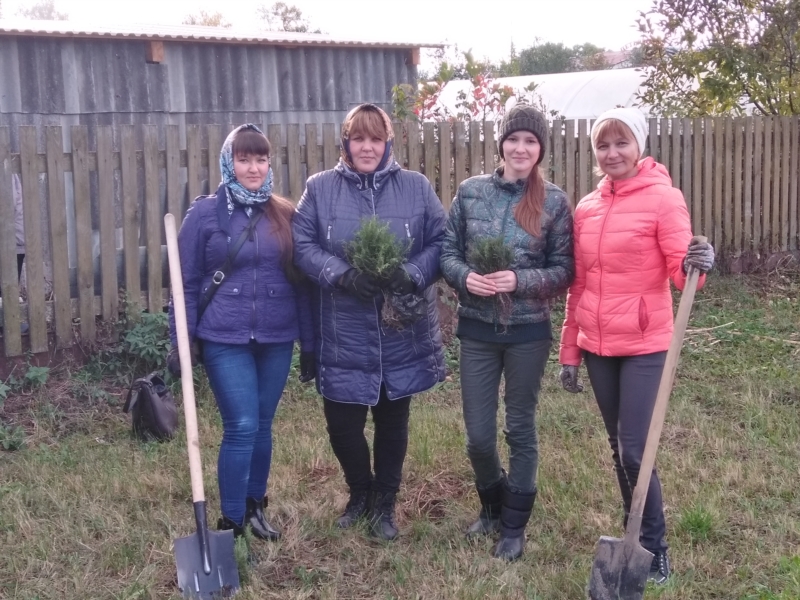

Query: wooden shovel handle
165,213,205,504
624,235,707,541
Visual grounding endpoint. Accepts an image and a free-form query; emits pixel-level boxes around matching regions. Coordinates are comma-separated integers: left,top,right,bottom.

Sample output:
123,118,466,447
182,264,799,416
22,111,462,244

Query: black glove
559,365,584,393
339,268,380,302
166,343,199,377
683,240,715,274
388,265,415,295
299,351,316,383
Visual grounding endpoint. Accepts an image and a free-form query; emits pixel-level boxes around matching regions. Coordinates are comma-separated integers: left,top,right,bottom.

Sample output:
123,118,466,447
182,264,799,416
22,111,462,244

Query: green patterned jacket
440,169,575,326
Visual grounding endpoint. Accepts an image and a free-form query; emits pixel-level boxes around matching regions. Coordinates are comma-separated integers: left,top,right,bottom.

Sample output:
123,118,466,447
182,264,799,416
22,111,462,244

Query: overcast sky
3,0,654,64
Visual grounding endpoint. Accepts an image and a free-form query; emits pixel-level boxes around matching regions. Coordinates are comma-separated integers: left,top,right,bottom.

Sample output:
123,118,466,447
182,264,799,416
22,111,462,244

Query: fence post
439,121,452,211
120,125,141,317
0,128,22,356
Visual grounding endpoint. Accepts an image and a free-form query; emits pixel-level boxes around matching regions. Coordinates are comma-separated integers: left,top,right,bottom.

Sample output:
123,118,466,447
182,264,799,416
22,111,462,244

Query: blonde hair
591,118,638,177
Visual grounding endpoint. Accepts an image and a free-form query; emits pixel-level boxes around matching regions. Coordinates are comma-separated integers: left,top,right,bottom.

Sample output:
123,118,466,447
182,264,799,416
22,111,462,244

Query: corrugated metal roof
0,19,445,49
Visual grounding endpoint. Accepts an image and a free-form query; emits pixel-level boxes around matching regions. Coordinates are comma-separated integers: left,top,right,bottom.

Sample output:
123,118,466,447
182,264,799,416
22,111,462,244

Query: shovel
165,213,240,600
587,236,707,600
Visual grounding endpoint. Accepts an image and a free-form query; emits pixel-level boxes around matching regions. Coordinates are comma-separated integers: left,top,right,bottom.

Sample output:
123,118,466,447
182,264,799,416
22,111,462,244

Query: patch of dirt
402,472,469,520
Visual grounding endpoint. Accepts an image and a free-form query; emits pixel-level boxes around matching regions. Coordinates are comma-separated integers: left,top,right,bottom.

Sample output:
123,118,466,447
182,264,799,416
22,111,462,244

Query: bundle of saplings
345,217,424,328
468,236,514,327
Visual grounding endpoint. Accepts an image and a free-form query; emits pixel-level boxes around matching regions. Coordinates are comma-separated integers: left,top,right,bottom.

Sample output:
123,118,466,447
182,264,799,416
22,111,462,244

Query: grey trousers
584,351,669,553
459,336,551,493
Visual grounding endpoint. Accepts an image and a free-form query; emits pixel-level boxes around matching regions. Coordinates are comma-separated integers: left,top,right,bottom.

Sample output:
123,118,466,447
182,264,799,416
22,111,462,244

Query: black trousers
323,386,411,495
584,351,668,553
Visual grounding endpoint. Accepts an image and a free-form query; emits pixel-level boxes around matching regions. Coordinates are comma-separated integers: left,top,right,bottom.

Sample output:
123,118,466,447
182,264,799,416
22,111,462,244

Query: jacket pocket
638,297,650,332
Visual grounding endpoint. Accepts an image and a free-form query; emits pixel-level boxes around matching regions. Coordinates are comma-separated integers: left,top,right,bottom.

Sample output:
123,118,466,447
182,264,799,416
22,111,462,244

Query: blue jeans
202,340,293,524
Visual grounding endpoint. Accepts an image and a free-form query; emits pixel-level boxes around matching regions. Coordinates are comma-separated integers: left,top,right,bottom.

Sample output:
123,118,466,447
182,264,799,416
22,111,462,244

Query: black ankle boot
336,489,370,529
492,484,536,561
245,496,281,541
465,478,504,539
368,490,398,541
217,515,245,538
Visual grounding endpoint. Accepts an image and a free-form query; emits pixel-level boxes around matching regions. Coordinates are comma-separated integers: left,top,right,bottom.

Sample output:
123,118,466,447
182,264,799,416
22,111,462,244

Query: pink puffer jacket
559,157,705,365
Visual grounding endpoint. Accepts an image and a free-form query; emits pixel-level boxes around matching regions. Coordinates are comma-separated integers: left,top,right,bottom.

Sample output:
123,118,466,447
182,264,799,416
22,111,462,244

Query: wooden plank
540,120,551,180
752,118,763,249
392,122,405,169
19,127,47,352
407,122,422,173
0,128,22,356
483,121,496,175
578,119,590,201
713,117,723,250
565,120,576,205
469,121,482,176
553,120,564,190
780,116,791,251
770,116,781,251
670,117,681,188
439,121,452,211
322,123,338,170
165,125,182,222
423,122,437,190
790,117,799,251
733,118,744,255
186,124,202,204
45,127,72,348
743,118,754,251
681,118,692,205
305,123,320,177
120,125,141,316
71,126,95,344
723,117,734,252
647,118,657,160
207,124,223,192
453,121,467,190
761,117,772,252
660,118,670,177
96,126,118,322
286,123,303,202
143,126,162,313
703,117,713,243
692,117,703,238
267,124,283,195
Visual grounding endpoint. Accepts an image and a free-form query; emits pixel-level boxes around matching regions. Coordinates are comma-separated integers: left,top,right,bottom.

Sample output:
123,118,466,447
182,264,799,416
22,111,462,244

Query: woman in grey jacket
293,104,446,540
440,104,575,560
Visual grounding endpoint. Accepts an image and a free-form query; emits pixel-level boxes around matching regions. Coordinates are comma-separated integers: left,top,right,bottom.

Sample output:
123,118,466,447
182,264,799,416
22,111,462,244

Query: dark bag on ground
123,372,178,441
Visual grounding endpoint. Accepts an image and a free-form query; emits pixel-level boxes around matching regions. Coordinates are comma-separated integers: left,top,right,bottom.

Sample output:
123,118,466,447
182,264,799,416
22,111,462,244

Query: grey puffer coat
292,159,446,405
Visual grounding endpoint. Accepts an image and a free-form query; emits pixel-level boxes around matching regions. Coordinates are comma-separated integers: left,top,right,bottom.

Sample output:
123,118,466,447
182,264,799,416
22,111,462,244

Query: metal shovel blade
174,529,239,599
587,536,653,600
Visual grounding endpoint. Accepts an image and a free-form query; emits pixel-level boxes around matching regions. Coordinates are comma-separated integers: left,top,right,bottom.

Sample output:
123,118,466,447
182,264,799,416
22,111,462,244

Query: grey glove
683,240,715,274
559,365,584,393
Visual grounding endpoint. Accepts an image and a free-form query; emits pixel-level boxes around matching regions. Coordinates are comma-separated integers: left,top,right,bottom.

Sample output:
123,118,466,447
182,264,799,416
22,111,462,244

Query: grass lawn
1,272,799,599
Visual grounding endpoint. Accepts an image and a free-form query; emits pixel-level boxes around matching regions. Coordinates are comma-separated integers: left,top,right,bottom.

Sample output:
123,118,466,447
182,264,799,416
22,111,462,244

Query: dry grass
1,272,800,599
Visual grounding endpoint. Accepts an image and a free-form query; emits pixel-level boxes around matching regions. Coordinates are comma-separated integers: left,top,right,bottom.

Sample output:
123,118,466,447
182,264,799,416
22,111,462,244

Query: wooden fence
0,116,798,358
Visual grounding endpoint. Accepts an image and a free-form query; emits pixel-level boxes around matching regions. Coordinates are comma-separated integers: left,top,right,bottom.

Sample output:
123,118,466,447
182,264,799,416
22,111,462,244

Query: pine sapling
468,236,514,327
345,217,415,328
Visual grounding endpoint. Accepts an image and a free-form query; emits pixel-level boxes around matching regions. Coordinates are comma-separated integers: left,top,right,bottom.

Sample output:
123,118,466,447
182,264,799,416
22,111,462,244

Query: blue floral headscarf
220,124,274,206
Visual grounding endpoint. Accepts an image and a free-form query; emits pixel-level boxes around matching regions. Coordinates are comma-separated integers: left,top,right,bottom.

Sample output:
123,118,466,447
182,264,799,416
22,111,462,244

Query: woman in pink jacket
559,108,714,585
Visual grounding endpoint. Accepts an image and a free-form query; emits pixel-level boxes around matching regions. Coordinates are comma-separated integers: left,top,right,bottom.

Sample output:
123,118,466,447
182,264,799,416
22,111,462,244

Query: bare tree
16,0,68,20
182,10,231,28
257,2,321,33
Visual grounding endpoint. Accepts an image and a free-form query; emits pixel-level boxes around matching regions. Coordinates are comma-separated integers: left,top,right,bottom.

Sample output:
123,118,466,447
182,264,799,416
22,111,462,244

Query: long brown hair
513,167,546,237
231,129,301,280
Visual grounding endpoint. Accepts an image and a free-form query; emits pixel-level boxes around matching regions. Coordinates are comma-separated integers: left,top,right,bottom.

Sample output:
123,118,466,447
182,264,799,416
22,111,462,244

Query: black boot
492,484,536,561
217,515,246,538
245,496,281,541
465,478,504,539
368,490,399,541
336,489,370,529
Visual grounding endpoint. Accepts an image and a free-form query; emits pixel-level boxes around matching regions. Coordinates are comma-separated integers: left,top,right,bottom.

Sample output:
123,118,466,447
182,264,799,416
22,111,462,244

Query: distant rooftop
0,19,445,49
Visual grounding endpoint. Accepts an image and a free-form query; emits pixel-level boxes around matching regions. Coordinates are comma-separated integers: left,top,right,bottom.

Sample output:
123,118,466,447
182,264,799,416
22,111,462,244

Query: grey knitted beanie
498,104,548,164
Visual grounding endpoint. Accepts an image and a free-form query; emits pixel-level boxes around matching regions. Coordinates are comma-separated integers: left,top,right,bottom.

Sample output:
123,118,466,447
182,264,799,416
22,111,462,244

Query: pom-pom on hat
591,107,648,157
498,104,548,164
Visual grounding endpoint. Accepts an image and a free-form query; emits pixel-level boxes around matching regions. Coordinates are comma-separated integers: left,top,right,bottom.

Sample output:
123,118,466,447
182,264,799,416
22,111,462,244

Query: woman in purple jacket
168,124,315,541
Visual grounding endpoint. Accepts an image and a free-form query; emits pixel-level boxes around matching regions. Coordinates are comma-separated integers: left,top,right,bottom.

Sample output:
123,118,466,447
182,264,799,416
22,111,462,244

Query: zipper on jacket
596,182,615,354
404,222,411,239
250,218,258,340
